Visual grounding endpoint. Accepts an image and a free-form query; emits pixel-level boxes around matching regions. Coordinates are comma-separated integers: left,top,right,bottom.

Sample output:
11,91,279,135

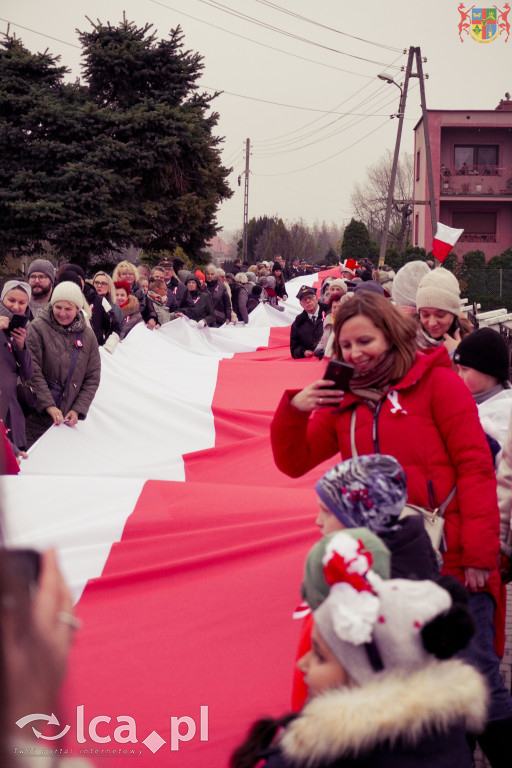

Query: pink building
413,98,512,260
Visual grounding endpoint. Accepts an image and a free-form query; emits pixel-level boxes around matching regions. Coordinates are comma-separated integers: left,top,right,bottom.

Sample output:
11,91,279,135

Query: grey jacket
26,308,101,419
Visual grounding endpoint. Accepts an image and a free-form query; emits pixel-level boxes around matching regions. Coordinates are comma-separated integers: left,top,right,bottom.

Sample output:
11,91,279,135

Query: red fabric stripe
184,327,336,487
63,480,319,765
61,327,337,765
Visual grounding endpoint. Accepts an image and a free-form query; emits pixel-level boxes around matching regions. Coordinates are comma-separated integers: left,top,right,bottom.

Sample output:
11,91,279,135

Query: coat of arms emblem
458,4,510,42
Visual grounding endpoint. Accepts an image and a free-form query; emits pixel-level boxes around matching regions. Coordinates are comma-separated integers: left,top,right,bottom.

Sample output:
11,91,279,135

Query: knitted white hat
312,533,460,686
415,268,461,316
391,261,430,307
50,281,84,310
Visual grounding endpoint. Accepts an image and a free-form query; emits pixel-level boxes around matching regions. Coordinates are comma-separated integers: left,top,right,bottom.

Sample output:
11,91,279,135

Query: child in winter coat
292,453,439,711
231,533,487,768
454,327,512,465
313,454,439,580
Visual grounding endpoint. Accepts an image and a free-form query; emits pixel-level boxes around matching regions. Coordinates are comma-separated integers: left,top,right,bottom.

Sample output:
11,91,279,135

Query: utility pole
378,47,435,266
415,52,437,258
242,138,250,263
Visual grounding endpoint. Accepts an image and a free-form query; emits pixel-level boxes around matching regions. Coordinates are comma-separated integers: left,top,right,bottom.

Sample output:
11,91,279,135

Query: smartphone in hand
8,314,29,332
323,359,354,392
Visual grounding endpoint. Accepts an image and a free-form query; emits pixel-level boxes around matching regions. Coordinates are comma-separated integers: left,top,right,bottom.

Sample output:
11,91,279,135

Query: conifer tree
0,19,232,269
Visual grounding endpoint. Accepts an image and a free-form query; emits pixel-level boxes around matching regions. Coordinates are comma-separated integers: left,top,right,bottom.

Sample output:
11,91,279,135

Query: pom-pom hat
312,532,474,685
301,529,390,612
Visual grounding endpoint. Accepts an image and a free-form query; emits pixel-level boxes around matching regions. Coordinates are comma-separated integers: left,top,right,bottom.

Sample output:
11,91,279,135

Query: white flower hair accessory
319,532,380,645
327,582,380,645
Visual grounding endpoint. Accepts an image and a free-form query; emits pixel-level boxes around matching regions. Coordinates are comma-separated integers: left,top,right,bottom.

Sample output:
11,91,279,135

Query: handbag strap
350,408,358,458
434,485,457,517
62,332,82,400
349,405,456,513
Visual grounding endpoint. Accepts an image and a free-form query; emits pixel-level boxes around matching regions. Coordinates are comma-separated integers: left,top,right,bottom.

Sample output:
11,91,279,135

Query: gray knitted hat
416,268,461,316
27,259,55,284
1,280,31,301
391,260,430,307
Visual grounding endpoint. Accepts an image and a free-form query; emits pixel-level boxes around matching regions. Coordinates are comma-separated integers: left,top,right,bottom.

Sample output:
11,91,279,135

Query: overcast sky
2,1,512,239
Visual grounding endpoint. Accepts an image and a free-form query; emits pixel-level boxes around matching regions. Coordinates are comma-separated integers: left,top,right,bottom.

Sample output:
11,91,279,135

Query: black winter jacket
290,303,328,359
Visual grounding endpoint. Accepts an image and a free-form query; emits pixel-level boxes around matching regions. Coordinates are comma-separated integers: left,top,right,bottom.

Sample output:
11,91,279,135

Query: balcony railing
440,165,512,196
459,233,498,243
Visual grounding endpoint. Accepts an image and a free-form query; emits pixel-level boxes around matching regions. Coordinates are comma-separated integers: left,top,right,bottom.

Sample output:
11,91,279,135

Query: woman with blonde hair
91,272,123,352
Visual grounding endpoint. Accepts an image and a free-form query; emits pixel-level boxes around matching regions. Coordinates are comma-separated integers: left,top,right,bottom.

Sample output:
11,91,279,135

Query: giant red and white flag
2,275,337,767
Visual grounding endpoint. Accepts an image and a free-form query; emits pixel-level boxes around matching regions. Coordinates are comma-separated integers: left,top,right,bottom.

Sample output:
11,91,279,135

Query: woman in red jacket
271,292,511,767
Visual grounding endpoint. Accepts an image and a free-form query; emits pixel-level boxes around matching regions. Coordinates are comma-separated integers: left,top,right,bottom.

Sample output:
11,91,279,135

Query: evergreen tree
341,219,371,262
0,19,232,269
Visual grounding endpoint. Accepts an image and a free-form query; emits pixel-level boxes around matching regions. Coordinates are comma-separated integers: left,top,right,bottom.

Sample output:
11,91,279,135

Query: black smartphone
323,359,354,391
8,314,29,332
6,549,41,594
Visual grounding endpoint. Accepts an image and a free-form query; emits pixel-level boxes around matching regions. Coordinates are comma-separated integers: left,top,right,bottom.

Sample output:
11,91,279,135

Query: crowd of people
2,251,512,766
0,254,296,459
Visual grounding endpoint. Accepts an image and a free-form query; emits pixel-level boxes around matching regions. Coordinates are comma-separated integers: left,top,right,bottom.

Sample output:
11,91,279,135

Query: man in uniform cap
290,286,329,359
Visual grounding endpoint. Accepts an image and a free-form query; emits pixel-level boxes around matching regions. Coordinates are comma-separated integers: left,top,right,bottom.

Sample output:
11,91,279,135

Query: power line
192,0,403,68
251,83,418,156
250,0,403,52
252,85,392,152
203,84,397,115
0,17,81,49
253,117,392,176
253,51,405,145
150,0,385,78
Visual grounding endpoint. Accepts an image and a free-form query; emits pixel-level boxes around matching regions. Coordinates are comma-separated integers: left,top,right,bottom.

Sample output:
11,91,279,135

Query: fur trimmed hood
279,660,487,767
119,294,140,317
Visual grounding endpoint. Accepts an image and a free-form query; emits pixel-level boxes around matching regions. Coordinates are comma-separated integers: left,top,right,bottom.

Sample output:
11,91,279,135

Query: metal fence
457,269,512,313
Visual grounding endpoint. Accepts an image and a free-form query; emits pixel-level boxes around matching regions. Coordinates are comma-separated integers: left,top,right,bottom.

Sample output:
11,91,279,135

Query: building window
452,211,497,242
454,145,499,175
416,150,421,181
414,213,419,245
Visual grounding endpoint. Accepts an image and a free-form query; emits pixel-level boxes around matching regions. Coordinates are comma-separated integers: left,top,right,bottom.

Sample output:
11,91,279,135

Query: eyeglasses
94,281,109,287
28,274,50,282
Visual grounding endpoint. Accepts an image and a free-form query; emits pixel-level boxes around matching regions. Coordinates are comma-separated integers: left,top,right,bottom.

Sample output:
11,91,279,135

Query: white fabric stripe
1,296,302,599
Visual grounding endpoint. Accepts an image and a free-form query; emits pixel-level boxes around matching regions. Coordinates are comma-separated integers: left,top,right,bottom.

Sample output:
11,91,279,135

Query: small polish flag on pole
432,222,464,263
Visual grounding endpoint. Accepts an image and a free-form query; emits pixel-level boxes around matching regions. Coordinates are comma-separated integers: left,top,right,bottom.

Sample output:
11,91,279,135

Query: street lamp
377,71,406,265
377,73,403,118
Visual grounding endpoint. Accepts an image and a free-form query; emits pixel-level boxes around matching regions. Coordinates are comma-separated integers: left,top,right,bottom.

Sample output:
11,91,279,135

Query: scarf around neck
349,350,397,404
416,324,444,350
